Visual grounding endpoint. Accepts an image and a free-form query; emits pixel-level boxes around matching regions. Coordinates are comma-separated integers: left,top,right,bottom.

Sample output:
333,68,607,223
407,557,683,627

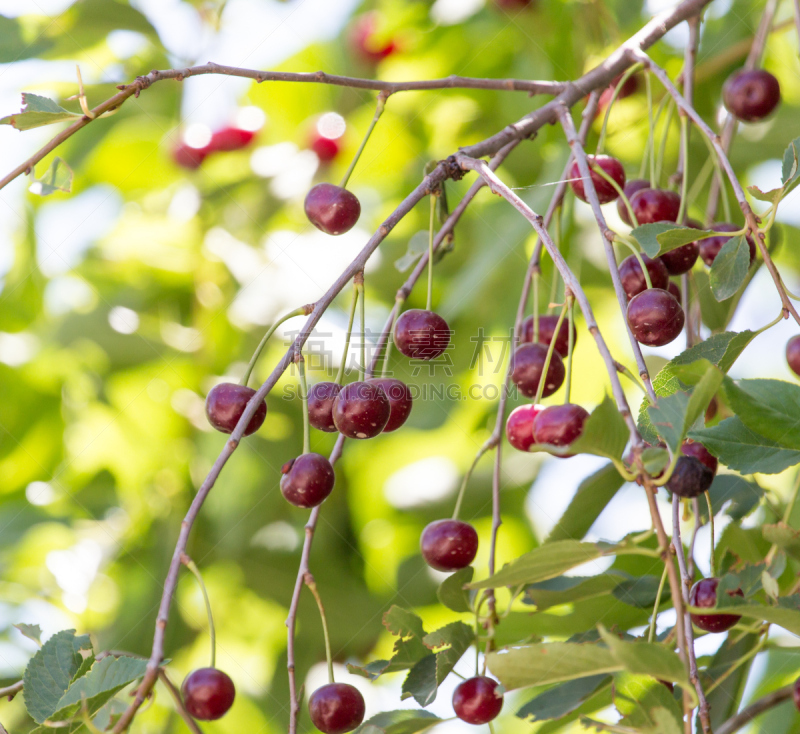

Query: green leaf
547,462,625,543
655,227,714,252
612,574,671,609
690,417,800,474
468,541,606,590
0,93,81,131
687,596,800,635
702,633,761,730
615,673,683,733
437,567,474,613
353,710,441,734
516,675,611,721
781,136,800,185
747,184,783,204
347,660,391,680
762,523,800,552
631,223,681,258
395,231,428,272
0,17,52,62
698,475,763,522
709,235,750,301
22,629,93,724
14,623,42,645
525,574,621,610
30,157,73,196
423,622,473,693
401,655,437,707
723,378,800,450
72,654,95,683
383,606,427,639
641,447,670,476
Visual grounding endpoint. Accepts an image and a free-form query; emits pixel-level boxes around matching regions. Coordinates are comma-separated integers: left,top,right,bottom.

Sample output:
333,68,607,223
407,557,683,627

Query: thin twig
0,681,23,700
158,670,204,734
716,685,794,734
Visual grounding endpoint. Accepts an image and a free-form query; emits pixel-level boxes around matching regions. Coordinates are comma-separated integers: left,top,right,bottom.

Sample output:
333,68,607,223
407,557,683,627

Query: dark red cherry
452,676,504,725
209,127,255,152
280,453,335,508
308,382,342,432
332,381,390,438
568,155,625,205
505,404,542,452
308,683,366,734
618,253,670,300
350,13,396,64
723,69,781,122
205,383,267,436
311,135,341,163
661,242,699,276
617,179,651,225
173,142,208,169
689,578,744,633
421,519,479,572
626,288,685,347
181,668,236,721
666,456,715,498
510,343,565,398
366,377,413,432
521,314,577,357
681,439,718,474
668,281,681,301
394,309,450,360
793,677,800,712
532,403,590,458
699,223,756,266
787,335,800,378
305,183,361,236
629,188,681,225
598,73,639,111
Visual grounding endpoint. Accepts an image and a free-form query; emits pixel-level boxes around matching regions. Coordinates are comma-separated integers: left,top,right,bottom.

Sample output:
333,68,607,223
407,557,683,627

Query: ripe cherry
666,456,715,498
598,73,639,111
521,314,577,357
311,135,341,163
661,242,699,276
205,383,267,436
305,183,361,236
532,404,589,455
332,381,390,439
350,13,396,64
630,188,681,224
689,578,744,633
618,253,669,300
308,382,342,432
308,682,366,734
627,288,685,347
617,179,650,225
208,126,255,152
510,343,565,398
452,676,504,725
787,335,800,378
173,142,208,170
681,439,718,474
366,377,413,432
420,519,479,572
793,677,800,712
280,453,335,508
568,155,625,204
181,668,236,721
505,404,542,452
394,309,450,360
723,69,781,122
699,223,756,266
668,280,681,301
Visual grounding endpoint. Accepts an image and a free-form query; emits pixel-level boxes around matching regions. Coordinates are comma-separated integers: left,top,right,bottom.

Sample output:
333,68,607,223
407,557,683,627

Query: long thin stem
532,268,541,341
705,491,715,575
182,557,216,669
646,71,656,187
676,116,689,224
241,306,312,386
335,284,359,386
357,273,366,382
427,193,436,312
648,562,670,642
159,671,204,734
297,353,310,455
341,94,387,189
534,302,568,405
564,295,575,404
381,297,403,378
452,443,493,520
304,573,334,684
716,685,793,734
596,63,644,154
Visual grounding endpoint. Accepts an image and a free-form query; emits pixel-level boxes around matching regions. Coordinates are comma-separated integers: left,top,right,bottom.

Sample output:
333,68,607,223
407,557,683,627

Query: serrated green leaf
437,567,474,613
383,606,426,639
631,223,682,258
781,137,800,185
22,629,93,724
698,475,763,522
347,660,391,680
423,621,472,695
72,654,95,683
353,710,441,734
762,523,800,550
30,157,73,196
709,235,750,301
655,227,714,252
641,447,670,476
688,595,800,635
401,654,437,706
525,574,621,610
723,378,800,450
747,184,784,204
0,93,81,131
615,673,683,733
352,607,430,681
516,675,611,721
14,623,42,645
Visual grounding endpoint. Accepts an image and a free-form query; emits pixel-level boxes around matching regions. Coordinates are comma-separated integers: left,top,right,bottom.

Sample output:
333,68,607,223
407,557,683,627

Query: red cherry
689,578,744,633
787,335,800,378
666,456,715,498
723,69,781,122
617,179,651,225
510,343,565,398
452,676,503,725
308,382,342,433
280,453,335,508
699,223,756,266
366,377,413,432
521,314,577,357
181,668,236,721
618,253,670,300
626,288,685,347
598,73,639,111
793,678,800,711
668,281,681,301
208,127,255,152
393,309,451,360
332,381,390,439
681,439,718,474
629,188,681,224
304,183,361,236
420,519,479,572
568,155,625,204
505,404,542,452
205,383,267,436
308,683,365,734
173,142,208,169
311,135,341,163
532,403,589,448
350,13,396,64
661,242,699,276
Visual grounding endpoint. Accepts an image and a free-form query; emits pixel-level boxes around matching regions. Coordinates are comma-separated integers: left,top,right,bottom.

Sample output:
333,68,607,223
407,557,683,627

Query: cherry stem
615,234,653,289
648,562,669,642
705,490,715,576
677,117,690,225
596,63,643,155
357,276,366,383
159,671,204,734
699,133,732,222
452,442,491,520
241,306,310,387
381,297,403,379
590,164,639,228
296,353,310,455
182,556,216,669
534,301,568,405
335,283,359,386
304,573,334,684
340,93,387,189
615,362,647,394
564,294,575,404
687,156,715,210
645,71,656,188
427,193,436,312
655,97,675,187
532,268,540,342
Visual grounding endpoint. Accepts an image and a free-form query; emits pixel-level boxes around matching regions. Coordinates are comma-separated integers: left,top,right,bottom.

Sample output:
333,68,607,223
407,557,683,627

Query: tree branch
158,670,204,734
716,685,794,734
0,681,22,700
